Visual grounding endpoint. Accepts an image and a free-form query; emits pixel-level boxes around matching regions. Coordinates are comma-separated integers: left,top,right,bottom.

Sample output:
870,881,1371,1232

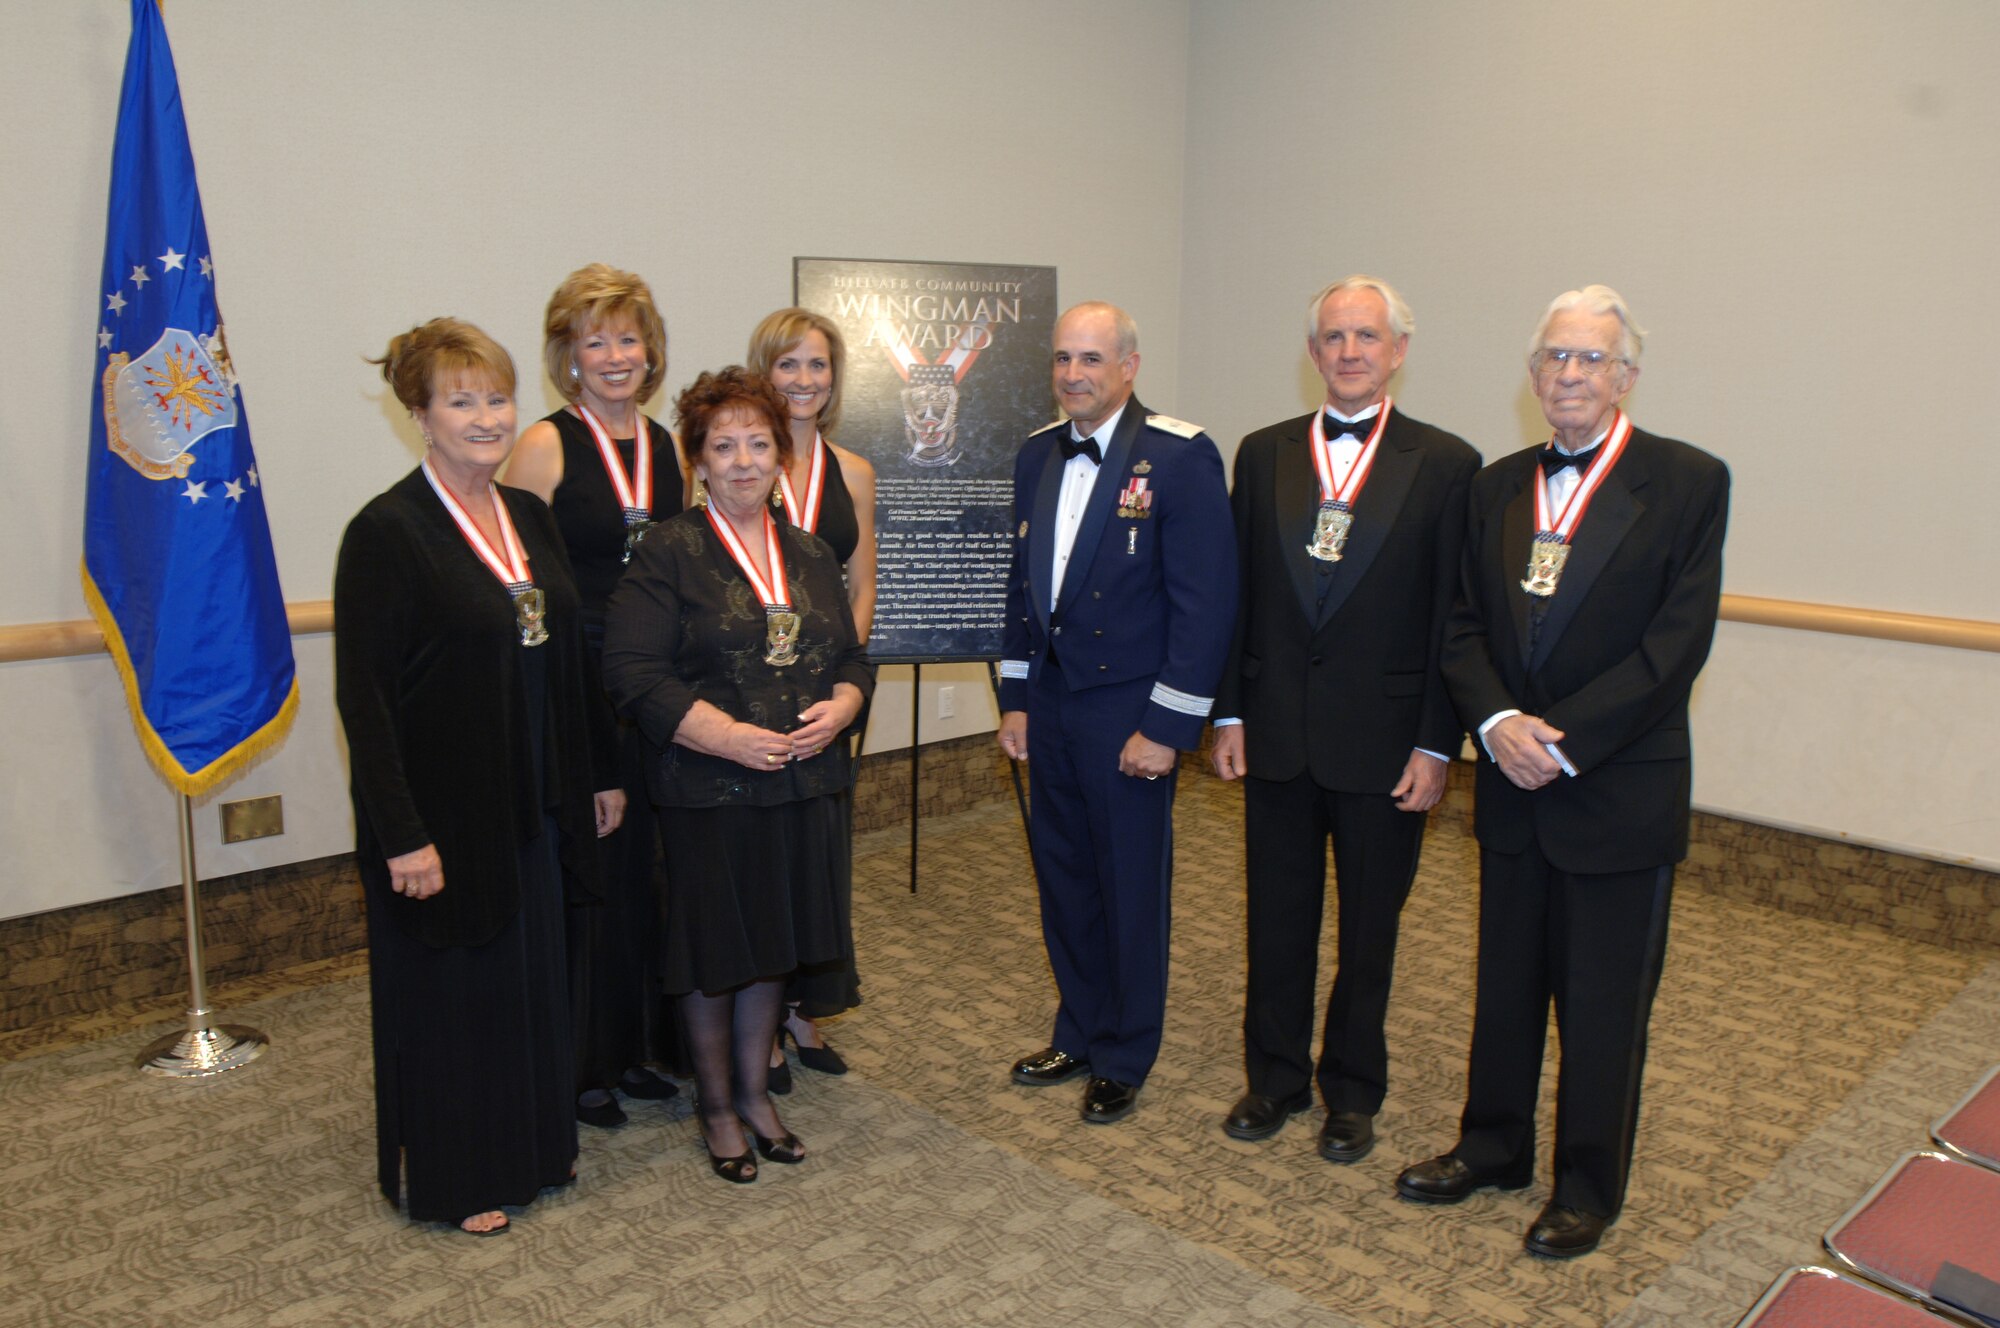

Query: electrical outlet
937,685,956,719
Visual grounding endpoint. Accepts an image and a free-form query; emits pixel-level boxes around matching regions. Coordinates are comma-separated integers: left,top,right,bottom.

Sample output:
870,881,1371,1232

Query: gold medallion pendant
513,588,549,647
1520,538,1569,598
765,609,801,666
1308,505,1353,562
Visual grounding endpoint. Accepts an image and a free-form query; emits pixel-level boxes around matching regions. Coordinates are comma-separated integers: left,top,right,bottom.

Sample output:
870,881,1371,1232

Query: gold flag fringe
79,557,300,797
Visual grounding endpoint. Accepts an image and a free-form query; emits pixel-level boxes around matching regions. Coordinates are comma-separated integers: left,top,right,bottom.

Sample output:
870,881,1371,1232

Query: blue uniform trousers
1027,662,1176,1087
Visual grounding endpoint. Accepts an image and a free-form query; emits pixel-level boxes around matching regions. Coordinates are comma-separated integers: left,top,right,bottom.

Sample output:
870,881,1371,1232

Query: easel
869,658,1031,893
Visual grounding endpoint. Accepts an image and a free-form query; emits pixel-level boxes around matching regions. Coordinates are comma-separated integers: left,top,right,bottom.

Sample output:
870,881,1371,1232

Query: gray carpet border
1610,957,2000,1327
0,976,1365,1328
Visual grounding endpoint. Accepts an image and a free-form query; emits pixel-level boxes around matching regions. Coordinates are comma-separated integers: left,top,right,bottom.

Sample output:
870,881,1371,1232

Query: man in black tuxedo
1212,276,1478,1163
1394,286,1729,1259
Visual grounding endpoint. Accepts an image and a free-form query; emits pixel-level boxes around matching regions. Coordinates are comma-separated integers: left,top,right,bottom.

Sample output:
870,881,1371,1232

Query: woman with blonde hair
505,264,684,1129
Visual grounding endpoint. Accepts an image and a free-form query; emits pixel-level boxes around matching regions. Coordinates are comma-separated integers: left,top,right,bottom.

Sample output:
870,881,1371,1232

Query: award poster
794,257,1057,663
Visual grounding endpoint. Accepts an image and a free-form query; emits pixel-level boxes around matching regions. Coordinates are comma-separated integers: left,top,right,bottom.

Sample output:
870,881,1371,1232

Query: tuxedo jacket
997,399,1237,751
1215,407,1479,793
1442,427,1729,874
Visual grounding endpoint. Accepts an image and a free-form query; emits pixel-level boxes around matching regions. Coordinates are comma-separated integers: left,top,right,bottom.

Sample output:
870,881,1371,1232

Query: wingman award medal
1521,410,1632,598
1307,403,1390,563
422,460,548,646
511,586,549,646
575,403,656,563
1520,537,1570,598
705,503,799,666
776,433,829,535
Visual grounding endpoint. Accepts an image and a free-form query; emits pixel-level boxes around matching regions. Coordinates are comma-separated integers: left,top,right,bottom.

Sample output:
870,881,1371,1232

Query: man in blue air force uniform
997,301,1236,1125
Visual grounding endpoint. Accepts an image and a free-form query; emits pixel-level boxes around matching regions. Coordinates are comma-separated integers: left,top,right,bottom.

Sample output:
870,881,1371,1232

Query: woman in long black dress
602,367,873,1181
335,318,623,1234
506,264,684,1128
746,309,877,1080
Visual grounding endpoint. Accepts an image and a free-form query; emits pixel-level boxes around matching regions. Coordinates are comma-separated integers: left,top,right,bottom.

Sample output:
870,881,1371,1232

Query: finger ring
766,753,778,763
1145,774,1159,781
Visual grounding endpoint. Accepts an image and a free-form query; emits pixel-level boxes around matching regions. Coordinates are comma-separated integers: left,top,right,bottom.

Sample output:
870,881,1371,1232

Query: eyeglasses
1531,347,1628,377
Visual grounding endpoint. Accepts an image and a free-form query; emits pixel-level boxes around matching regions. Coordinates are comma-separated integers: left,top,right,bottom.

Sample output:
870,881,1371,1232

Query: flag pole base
135,1011,267,1078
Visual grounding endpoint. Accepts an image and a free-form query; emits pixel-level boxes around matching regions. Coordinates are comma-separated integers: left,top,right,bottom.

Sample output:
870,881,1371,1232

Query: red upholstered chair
1824,1151,2000,1325
1934,1066,2000,1174
1736,1265,1951,1327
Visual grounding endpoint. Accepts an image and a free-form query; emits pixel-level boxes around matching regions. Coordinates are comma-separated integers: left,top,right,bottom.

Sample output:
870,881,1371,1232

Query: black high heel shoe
780,1021,848,1076
699,1121,757,1184
747,1125,806,1164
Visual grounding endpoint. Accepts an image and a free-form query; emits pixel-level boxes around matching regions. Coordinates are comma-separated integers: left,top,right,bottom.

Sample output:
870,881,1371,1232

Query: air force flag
81,0,296,795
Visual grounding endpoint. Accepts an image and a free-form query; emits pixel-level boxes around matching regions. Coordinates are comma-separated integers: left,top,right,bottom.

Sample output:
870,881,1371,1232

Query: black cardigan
602,508,875,807
334,468,616,948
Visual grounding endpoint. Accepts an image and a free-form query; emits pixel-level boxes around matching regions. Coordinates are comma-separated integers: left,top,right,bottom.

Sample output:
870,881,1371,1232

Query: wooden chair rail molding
1719,595,2000,654
1,595,1996,664
1,600,335,663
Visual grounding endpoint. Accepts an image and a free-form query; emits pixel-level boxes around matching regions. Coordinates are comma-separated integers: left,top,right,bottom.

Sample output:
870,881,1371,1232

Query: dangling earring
568,362,580,381
692,475,708,508
771,484,784,510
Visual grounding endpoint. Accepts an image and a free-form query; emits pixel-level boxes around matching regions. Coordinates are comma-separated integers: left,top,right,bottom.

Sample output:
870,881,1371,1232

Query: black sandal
700,1121,757,1184
748,1128,806,1164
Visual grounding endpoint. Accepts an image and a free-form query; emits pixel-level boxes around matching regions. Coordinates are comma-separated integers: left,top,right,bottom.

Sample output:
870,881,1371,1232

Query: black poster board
794,257,1057,663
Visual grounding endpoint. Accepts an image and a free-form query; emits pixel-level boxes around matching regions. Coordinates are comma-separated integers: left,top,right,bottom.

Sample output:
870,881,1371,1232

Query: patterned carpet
2,772,1994,1327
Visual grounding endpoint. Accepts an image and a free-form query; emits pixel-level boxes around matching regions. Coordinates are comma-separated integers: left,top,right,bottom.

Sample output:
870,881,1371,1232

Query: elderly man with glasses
1392,285,1729,1259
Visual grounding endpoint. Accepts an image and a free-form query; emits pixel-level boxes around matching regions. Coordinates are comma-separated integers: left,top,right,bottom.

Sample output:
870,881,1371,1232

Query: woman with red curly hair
602,368,874,1182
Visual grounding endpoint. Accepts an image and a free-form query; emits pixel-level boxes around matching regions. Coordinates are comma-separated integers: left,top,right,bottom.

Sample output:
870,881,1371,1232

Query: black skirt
655,797,847,996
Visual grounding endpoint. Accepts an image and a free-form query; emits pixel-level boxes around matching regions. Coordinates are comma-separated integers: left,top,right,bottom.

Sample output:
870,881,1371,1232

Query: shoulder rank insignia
1018,520,1029,538
1028,417,1069,439
1145,413,1203,440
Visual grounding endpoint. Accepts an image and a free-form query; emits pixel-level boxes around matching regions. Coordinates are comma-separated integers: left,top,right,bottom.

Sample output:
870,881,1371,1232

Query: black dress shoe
1317,1110,1375,1163
781,1023,849,1075
1011,1047,1090,1086
767,1060,793,1096
576,1093,628,1129
1524,1203,1610,1258
1393,1153,1532,1203
1223,1091,1311,1141
619,1068,680,1101
1081,1076,1139,1124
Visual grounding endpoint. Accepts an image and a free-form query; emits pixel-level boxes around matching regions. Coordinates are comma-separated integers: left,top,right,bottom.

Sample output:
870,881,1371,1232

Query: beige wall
1178,0,2000,867
5,1,1996,921
0,0,1191,917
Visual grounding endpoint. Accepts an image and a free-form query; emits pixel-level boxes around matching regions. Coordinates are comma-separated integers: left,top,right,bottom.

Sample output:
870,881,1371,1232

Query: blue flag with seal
81,0,297,796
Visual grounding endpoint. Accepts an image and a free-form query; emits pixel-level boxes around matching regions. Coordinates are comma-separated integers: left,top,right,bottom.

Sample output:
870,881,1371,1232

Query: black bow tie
1061,432,1102,465
1541,444,1599,475
1324,413,1375,441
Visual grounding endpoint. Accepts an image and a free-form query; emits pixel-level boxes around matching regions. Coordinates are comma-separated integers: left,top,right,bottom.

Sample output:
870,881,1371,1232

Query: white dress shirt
1473,424,1612,777
1048,402,1125,611
1214,405,1446,768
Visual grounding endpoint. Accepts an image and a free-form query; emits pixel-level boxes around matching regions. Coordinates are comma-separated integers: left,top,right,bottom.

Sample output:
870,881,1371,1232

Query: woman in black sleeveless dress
747,308,878,1081
506,265,684,1128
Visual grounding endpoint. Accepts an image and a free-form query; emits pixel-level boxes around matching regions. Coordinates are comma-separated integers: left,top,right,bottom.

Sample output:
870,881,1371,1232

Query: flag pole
134,792,267,1076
